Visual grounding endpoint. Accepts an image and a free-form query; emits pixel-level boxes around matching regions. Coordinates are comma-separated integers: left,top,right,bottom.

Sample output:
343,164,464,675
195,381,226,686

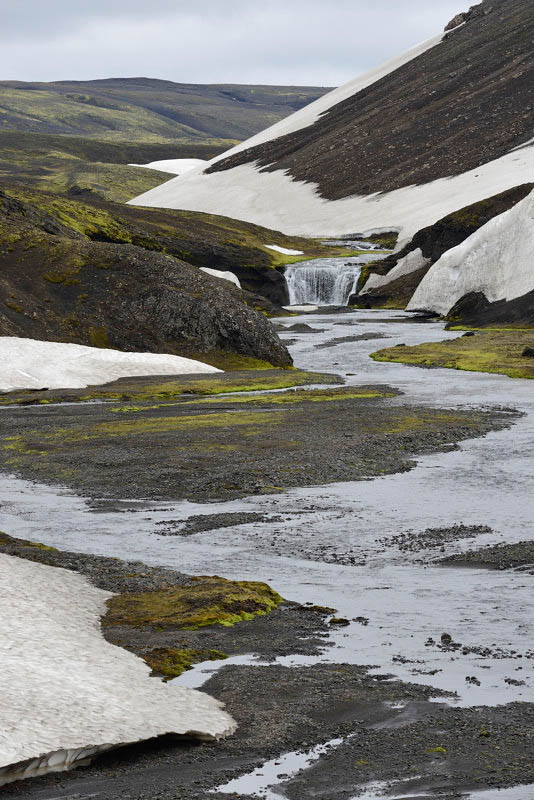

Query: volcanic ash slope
130,0,534,243
0,553,235,786
408,189,534,316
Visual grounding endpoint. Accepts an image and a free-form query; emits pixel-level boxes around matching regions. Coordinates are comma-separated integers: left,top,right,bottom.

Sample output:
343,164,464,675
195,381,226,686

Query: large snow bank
0,553,235,785
129,158,208,175
130,142,534,245
0,338,221,393
200,267,241,288
408,189,534,315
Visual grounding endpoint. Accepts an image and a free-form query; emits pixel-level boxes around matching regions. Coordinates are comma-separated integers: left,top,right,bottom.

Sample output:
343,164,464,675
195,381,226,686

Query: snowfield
408,189,534,315
200,267,241,287
265,245,304,256
0,553,235,786
129,19,533,246
0,338,221,393
130,142,534,246
128,158,208,175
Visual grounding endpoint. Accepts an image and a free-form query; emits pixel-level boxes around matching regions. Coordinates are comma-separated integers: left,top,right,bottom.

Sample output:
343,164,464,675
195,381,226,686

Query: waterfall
285,259,362,306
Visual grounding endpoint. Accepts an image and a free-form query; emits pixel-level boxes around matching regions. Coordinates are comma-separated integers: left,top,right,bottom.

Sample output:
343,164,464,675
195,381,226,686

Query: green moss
0,531,57,551
143,647,227,679
371,331,534,380
189,352,280,371
3,410,284,458
89,325,110,348
5,301,24,313
0,370,341,407
183,387,395,407
43,255,85,285
103,575,283,630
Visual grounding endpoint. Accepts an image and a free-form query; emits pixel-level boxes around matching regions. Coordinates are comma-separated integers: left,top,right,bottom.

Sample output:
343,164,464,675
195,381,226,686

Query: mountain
0,79,330,143
132,0,534,246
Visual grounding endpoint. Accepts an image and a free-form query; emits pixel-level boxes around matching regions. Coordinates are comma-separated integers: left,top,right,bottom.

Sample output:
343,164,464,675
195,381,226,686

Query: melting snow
0,553,235,786
362,248,430,293
200,267,241,288
408,188,534,314
128,158,208,175
0,337,221,393
265,245,304,256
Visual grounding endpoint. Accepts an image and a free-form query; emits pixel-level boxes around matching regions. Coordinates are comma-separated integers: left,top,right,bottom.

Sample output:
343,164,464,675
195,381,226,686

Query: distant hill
0,79,331,143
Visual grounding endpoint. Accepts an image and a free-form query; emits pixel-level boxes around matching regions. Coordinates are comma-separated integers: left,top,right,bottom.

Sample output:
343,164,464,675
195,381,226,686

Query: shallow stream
1,310,533,799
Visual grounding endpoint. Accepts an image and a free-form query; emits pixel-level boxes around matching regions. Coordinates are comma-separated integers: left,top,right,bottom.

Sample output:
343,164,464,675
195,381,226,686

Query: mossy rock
104,575,284,630
144,647,228,679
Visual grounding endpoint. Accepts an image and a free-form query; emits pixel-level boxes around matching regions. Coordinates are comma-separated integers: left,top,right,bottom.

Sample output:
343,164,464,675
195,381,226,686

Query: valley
1,0,533,796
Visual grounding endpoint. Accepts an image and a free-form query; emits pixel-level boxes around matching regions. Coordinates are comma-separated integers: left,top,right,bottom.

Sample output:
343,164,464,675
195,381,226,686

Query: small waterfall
285,259,362,306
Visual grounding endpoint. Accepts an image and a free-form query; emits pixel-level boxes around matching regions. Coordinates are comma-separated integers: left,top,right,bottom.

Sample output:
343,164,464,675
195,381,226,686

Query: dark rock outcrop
0,192,292,368
445,290,534,329
444,3,486,31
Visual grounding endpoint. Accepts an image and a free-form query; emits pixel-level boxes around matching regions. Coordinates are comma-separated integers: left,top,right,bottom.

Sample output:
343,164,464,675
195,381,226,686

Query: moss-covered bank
371,330,534,380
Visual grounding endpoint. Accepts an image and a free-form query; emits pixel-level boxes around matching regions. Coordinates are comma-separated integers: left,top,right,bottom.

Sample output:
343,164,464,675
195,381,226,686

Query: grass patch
180,387,396,407
0,369,341,406
104,575,283,630
143,647,228,680
371,331,534,380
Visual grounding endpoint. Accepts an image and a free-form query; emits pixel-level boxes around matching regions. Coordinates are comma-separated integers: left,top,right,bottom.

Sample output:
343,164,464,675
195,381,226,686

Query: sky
2,1,468,86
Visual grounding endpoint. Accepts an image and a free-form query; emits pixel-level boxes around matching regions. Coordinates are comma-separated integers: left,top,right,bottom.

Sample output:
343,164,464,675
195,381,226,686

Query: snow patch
0,553,235,786
129,143,534,245
282,305,319,312
200,267,241,288
361,249,430,292
408,189,534,315
129,158,208,175
265,244,304,256
0,337,221,393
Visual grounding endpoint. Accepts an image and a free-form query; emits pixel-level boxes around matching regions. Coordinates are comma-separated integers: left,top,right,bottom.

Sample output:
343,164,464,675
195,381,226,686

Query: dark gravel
441,541,534,573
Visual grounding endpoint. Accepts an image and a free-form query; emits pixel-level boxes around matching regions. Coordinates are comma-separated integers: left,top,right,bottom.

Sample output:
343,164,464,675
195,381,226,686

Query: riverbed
1,310,533,799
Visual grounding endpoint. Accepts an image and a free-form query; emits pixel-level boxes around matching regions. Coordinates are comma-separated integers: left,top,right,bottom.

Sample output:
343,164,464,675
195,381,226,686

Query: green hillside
0,79,330,142
0,133,230,202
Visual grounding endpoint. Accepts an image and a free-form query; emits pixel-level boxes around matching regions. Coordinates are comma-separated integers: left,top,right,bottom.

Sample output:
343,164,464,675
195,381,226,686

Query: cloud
1,1,468,85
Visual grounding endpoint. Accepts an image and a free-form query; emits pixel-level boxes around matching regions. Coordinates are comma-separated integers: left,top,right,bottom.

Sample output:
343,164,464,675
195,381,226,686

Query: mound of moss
144,647,228,680
371,330,534,379
104,576,283,630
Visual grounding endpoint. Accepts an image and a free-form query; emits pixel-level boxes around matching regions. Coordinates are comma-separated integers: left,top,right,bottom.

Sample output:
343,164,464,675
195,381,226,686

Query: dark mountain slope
208,0,533,199
0,79,330,143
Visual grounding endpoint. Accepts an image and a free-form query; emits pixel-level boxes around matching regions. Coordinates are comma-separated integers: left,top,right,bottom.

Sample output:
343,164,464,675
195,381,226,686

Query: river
1,310,533,799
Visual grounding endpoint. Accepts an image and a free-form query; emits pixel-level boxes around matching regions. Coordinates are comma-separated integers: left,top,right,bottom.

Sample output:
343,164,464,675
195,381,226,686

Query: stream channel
1,310,533,799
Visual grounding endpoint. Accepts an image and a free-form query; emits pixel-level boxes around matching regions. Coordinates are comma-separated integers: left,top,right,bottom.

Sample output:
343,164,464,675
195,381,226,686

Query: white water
285,257,363,306
1,310,534,797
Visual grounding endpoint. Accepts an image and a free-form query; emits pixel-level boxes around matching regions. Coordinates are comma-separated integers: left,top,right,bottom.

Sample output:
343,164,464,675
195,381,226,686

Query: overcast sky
2,1,468,86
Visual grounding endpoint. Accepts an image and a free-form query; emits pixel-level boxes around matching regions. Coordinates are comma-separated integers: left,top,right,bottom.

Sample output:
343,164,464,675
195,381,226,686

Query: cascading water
284,258,362,306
